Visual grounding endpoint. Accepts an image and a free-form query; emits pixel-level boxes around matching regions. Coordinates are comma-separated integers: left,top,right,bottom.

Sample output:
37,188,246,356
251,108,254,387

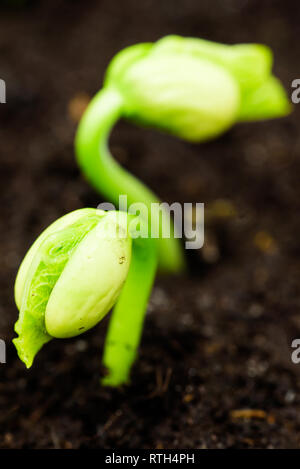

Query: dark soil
1,0,300,449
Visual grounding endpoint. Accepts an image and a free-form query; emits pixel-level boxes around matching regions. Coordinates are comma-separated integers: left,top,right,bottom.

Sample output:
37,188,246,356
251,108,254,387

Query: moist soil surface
1,0,300,449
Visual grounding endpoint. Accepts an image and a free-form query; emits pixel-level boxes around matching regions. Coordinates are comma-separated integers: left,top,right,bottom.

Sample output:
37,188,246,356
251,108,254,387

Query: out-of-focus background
1,0,300,449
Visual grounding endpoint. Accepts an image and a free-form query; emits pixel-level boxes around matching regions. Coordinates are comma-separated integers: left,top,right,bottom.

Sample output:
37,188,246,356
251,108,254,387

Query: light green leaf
13,213,102,367
238,75,292,121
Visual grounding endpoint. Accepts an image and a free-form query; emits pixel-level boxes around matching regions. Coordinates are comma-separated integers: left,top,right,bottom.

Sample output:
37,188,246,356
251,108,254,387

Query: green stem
75,87,185,274
102,219,157,386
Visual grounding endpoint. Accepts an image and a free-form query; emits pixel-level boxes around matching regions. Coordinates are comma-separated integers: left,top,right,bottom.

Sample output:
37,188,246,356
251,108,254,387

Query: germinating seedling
76,35,291,274
14,209,156,386
14,36,290,386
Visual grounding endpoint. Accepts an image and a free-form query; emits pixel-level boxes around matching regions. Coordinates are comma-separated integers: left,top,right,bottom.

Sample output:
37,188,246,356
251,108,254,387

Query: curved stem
102,219,157,386
75,87,185,274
